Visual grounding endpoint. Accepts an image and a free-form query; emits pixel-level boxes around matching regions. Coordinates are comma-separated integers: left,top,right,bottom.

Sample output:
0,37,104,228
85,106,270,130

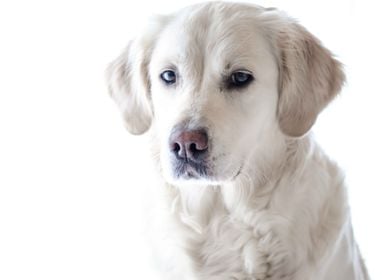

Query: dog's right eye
160,70,177,85
229,71,253,88
223,70,254,90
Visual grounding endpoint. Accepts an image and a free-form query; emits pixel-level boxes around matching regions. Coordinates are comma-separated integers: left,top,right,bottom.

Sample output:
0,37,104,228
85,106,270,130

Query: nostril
189,143,197,153
189,142,207,153
171,142,185,159
188,141,208,160
172,142,181,153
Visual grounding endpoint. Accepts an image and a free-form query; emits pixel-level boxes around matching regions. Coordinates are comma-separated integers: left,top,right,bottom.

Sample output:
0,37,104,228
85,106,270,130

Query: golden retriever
106,2,369,279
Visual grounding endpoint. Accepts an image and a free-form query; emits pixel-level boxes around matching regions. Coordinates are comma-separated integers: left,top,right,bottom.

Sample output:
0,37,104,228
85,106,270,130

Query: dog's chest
153,192,293,280
193,214,290,279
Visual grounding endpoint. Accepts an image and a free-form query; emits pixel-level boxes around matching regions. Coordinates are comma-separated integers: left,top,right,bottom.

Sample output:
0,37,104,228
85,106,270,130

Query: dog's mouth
170,158,243,183
172,160,209,179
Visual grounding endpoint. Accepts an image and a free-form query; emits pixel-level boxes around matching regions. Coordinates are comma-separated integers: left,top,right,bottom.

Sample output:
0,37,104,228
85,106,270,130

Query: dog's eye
230,71,253,88
160,70,177,85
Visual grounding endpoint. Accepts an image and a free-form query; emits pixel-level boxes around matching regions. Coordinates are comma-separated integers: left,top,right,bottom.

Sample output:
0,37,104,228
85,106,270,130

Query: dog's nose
170,129,208,161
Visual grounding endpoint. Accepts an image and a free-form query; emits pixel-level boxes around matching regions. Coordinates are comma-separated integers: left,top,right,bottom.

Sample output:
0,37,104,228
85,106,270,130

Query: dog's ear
274,20,345,137
106,42,151,135
106,16,170,135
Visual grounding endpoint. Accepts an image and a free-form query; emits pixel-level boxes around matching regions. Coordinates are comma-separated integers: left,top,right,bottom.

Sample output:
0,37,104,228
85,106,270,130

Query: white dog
106,2,369,279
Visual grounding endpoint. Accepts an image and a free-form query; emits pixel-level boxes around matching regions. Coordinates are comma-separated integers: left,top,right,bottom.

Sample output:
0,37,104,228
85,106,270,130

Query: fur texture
106,2,369,279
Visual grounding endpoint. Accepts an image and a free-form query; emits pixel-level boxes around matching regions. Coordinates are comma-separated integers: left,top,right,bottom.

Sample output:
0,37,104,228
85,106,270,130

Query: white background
0,0,391,279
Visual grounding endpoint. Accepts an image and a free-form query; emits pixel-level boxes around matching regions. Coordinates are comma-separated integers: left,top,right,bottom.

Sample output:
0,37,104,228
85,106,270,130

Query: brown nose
170,129,208,161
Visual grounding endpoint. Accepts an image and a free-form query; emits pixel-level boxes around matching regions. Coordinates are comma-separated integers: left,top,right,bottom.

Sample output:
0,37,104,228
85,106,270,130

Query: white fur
107,2,369,279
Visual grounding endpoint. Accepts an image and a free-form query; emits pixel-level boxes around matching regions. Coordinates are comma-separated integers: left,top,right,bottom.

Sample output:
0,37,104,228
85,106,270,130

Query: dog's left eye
160,70,177,85
229,71,253,88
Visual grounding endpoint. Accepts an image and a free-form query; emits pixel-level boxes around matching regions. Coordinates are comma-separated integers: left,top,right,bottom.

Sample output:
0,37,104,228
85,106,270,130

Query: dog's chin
163,161,242,186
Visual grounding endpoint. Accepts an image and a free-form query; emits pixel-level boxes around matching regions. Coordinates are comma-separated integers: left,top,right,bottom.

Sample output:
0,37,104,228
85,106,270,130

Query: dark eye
160,70,177,85
229,71,253,88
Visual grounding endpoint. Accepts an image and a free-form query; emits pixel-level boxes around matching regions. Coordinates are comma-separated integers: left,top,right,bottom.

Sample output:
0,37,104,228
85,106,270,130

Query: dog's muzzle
169,128,209,179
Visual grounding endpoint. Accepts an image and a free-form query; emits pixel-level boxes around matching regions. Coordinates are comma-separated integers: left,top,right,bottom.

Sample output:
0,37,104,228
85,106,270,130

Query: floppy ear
106,16,170,135
275,21,345,137
106,42,151,135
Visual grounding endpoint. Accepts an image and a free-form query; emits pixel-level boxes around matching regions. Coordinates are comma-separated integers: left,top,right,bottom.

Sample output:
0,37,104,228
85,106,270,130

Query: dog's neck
168,135,317,230
221,135,314,212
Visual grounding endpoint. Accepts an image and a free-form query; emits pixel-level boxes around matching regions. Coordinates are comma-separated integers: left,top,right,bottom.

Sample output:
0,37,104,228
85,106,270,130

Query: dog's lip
175,163,244,182
170,155,244,182
183,164,202,178
172,160,209,179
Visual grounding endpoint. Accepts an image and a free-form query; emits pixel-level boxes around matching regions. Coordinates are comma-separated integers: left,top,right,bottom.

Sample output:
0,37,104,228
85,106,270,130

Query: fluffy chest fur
148,139,352,280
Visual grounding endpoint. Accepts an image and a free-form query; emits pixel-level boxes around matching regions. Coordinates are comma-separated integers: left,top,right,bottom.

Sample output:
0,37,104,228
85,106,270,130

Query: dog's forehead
153,3,271,71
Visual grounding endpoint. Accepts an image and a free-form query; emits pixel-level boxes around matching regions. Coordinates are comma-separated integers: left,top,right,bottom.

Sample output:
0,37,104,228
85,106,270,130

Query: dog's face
148,8,280,184
107,3,344,186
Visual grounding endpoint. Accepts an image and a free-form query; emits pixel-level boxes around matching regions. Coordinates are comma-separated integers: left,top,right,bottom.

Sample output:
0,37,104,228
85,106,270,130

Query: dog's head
107,2,344,185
